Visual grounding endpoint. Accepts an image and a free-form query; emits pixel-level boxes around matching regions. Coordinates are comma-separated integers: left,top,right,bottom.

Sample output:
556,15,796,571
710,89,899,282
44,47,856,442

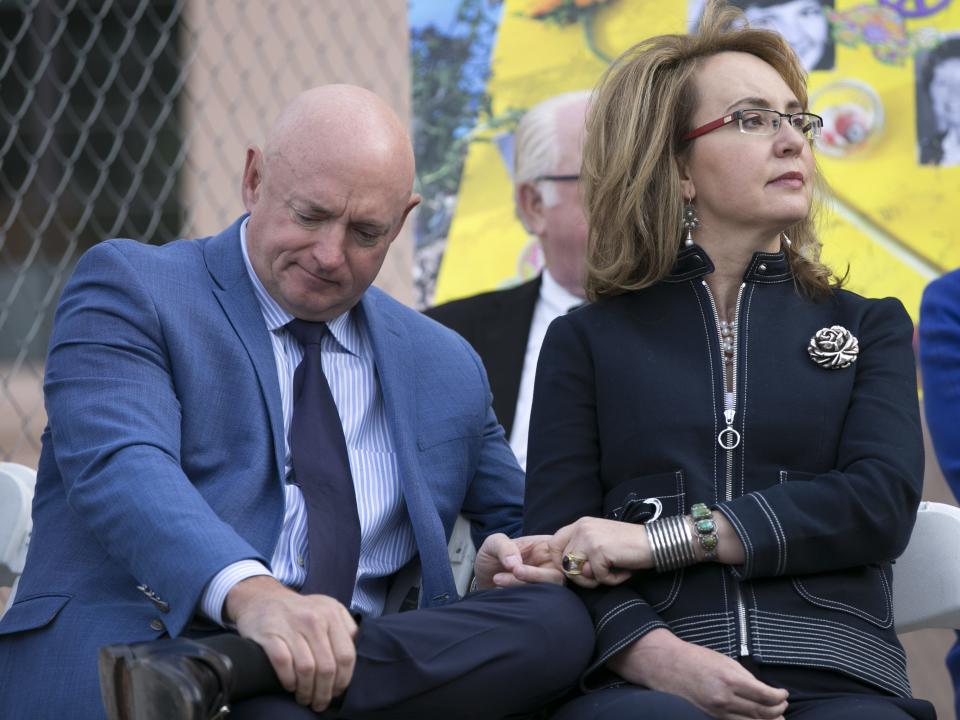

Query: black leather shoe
98,638,233,720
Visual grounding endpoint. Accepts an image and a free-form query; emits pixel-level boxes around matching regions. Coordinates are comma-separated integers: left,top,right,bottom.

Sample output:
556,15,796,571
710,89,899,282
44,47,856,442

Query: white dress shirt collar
539,267,583,315
507,267,583,469
239,217,360,356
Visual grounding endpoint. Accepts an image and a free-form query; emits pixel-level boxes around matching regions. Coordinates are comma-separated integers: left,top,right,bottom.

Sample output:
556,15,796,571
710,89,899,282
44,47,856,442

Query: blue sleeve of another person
919,269,960,498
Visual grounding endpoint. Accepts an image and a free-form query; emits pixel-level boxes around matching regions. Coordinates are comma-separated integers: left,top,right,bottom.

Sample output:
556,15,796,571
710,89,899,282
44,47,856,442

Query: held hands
608,629,788,720
225,576,358,713
548,517,653,588
473,533,566,589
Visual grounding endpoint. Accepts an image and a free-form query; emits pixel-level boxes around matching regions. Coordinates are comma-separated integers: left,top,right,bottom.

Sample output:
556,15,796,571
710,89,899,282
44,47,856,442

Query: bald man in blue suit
0,85,591,720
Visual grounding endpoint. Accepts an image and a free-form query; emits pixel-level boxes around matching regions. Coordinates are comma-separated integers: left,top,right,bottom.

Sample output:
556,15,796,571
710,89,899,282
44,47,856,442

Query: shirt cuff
200,560,273,626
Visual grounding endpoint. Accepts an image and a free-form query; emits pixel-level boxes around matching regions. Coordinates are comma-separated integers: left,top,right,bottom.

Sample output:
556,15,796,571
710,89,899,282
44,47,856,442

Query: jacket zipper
703,280,750,656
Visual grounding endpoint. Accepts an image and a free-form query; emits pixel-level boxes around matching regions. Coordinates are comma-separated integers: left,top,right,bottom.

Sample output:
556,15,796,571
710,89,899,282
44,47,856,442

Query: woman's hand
608,628,788,720
548,517,652,588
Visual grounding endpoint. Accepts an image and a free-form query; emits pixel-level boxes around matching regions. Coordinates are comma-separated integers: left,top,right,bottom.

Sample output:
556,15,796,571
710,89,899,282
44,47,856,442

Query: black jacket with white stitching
524,244,923,697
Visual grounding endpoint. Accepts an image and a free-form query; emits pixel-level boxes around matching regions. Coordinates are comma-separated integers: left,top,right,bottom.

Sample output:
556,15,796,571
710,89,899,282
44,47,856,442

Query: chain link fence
0,0,411,464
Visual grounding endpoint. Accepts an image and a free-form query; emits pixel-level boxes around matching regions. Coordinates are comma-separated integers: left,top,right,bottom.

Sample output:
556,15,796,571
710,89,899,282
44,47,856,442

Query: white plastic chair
893,501,960,633
447,514,477,597
0,462,36,618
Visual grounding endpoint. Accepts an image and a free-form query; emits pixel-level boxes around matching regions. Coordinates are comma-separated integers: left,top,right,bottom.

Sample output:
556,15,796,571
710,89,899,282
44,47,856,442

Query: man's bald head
242,85,420,321
260,84,417,204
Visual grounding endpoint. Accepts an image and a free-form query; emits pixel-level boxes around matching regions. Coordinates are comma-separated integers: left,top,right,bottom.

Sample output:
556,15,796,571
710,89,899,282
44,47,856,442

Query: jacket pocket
792,564,894,629
603,470,685,612
0,593,72,635
781,468,895,629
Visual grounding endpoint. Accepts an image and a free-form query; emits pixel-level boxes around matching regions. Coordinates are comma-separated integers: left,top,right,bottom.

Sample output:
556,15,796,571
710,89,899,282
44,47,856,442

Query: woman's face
744,0,828,72
679,52,815,242
930,57,960,134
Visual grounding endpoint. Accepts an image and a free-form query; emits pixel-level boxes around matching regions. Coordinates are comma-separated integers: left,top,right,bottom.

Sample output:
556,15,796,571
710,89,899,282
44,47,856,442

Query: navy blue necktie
286,319,361,605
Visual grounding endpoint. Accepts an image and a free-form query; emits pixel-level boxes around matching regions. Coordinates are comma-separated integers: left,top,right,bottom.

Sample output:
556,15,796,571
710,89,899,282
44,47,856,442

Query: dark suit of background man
427,91,590,470
0,84,592,720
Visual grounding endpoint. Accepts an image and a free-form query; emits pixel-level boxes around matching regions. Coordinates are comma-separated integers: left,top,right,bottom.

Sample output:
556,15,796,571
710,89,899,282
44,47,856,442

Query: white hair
513,90,591,228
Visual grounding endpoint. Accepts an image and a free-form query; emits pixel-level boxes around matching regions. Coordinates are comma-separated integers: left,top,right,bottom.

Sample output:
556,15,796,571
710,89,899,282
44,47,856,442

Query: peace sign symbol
879,0,951,19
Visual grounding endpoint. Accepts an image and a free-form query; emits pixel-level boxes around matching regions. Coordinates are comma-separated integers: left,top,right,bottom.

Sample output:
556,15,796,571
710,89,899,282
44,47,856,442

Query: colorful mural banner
412,0,960,320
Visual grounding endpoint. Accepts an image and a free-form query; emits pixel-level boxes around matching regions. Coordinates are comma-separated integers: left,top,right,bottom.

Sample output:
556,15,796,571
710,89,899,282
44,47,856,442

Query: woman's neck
696,229,780,321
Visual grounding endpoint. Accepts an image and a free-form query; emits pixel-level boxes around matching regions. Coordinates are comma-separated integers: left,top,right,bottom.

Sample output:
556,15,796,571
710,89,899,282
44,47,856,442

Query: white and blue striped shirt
200,219,417,623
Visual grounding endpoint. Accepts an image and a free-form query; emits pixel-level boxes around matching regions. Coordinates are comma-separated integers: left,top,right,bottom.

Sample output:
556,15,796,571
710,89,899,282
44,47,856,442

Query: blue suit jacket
918,268,960,718
0,217,523,719
920,269,960,497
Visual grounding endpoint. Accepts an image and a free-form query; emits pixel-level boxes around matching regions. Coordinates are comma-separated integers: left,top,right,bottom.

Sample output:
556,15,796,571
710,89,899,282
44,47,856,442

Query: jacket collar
664,243,791,284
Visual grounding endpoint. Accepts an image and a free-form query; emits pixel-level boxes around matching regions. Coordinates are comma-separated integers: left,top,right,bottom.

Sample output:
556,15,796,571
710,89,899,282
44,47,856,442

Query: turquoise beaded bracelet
690,503,719,561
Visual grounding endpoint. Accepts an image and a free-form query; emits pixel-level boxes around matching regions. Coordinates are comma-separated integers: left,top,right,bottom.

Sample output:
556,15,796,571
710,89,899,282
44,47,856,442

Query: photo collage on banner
410,0,960,321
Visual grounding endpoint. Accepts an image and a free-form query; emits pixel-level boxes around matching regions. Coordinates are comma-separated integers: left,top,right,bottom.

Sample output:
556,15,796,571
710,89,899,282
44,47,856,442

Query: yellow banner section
434,0,960,321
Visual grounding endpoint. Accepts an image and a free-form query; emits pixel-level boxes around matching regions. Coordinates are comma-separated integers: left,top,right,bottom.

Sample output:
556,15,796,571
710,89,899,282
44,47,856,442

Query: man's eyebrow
288,199,335,217
287,198,390,232
351,220,390,235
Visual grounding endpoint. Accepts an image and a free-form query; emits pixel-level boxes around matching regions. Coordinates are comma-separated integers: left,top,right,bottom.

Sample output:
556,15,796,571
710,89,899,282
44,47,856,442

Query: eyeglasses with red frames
532,174,580,182
683,108,824,141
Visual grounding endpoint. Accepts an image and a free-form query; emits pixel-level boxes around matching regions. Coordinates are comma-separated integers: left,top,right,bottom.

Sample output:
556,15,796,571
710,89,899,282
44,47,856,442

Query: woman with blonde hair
524,3,934,718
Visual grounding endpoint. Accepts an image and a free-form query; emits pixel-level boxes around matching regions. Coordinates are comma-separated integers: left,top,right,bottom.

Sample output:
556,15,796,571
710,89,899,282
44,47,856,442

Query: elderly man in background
427,91,590,470
0,84,592,720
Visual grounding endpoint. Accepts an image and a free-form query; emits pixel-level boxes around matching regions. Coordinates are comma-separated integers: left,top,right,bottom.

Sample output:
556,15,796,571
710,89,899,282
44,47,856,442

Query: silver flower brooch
808,325,859,370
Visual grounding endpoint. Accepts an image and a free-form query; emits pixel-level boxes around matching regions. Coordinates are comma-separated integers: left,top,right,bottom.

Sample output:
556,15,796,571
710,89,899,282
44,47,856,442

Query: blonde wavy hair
582,0,841,301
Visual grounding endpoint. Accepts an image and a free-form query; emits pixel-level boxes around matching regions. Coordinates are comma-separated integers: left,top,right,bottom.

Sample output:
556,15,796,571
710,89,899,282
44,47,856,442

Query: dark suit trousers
551,658,936,720
207,583,593,719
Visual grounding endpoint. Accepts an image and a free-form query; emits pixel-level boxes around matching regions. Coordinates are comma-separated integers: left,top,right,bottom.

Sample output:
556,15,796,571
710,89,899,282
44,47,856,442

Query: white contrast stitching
791,569,893,628
596,599,648,632
754,493,787,575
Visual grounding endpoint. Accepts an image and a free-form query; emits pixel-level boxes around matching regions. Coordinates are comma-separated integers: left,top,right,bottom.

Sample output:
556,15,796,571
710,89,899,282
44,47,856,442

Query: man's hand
473,533,566,589
225,576,358,713
0,585,10,613
608,629,788,719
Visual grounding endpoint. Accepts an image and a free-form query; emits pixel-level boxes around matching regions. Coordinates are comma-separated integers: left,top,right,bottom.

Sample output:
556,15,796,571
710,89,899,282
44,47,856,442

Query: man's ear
402,193,421,224
517,182,547,236
384,193,422,247
241,146,264,212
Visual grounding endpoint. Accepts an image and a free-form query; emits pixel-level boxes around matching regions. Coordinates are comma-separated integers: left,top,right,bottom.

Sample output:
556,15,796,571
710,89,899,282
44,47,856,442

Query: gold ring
561,552,587,576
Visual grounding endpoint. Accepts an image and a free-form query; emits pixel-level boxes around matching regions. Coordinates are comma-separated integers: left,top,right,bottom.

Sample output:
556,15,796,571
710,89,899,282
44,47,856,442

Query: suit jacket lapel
360,290,456,605
203,217,286,483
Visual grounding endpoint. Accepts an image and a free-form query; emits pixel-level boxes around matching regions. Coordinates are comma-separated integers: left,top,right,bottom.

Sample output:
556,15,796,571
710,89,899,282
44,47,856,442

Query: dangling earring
682,200,699,247
781,232,792,248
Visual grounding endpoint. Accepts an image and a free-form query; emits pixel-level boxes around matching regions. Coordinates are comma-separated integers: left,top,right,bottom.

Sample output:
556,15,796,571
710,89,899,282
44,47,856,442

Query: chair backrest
447,514,477,597
893,501,960,633
0,462,35,586
0,462,36,619
382,514,476,615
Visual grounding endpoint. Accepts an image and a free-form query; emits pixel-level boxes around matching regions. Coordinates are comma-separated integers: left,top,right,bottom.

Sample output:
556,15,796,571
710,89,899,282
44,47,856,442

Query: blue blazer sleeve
43,242,267,635
446,332,524,545
920,271,960,498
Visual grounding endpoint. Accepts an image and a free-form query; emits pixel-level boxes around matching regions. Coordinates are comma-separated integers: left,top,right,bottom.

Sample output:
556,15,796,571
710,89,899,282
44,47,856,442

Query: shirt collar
239,218,361,356
540,267,584,314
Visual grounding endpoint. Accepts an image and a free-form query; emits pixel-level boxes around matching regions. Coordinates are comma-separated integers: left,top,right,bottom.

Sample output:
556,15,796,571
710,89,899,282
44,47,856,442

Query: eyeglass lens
739,109,822,138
